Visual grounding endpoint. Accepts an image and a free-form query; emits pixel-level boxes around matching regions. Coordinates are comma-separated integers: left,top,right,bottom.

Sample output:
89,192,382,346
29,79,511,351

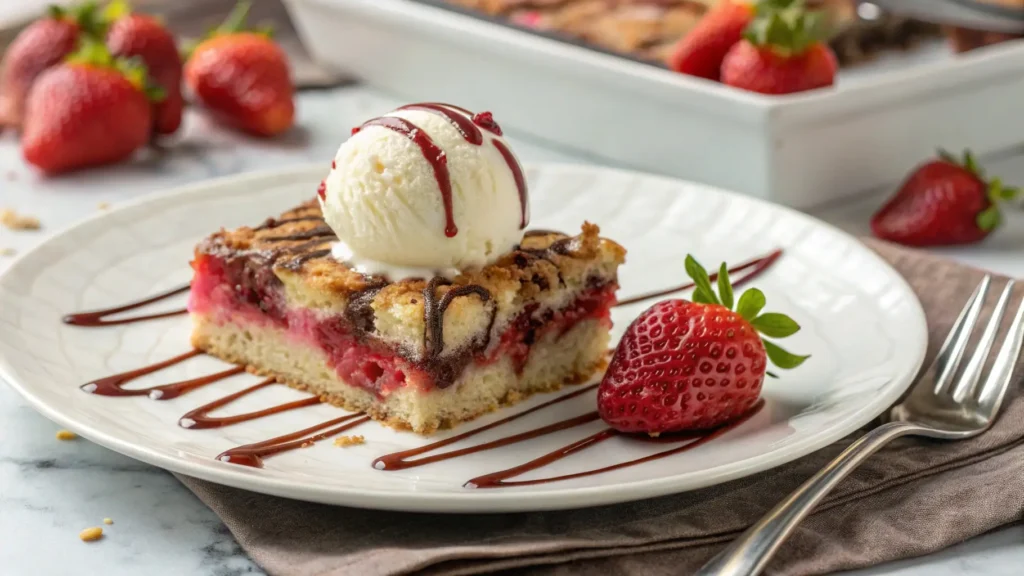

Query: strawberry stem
684,253,809,371
219,0,252,35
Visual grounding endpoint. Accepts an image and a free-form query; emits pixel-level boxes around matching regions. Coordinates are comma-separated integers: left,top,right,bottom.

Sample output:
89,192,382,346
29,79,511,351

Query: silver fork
696,276,1024,576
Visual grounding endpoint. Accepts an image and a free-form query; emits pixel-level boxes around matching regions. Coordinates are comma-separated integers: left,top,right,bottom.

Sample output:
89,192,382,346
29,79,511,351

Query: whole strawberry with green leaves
871,150,1018,247
21,41,163,174
720,0,838,95
598,255,808,435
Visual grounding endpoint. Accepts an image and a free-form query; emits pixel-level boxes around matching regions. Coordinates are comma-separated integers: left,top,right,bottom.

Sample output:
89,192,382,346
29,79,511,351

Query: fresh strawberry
106,2,183,136
21,42,161,174
598,256,808,435
871,150,1017,247
184,2,294,137
720,1,838,95
668,1,755,80
0,2,104,130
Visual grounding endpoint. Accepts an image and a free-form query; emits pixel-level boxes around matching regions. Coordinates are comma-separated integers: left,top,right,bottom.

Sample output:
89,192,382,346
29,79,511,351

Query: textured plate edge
0,162,929,513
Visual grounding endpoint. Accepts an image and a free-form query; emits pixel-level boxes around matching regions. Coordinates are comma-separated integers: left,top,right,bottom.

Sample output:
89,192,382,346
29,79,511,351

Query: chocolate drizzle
216,413,370,468
616,248,783,307
261,223,337,243
79,350,244,400
254,216,325,231
422,277,492,358
420,277,497,387
62,284,189,327
179,378,320,429
464,401,764,488
373,383,598,470
344,282,387,335
280,249,332,272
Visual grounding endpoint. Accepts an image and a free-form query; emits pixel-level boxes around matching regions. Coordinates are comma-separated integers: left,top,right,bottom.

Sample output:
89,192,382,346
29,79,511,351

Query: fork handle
695,421,920,576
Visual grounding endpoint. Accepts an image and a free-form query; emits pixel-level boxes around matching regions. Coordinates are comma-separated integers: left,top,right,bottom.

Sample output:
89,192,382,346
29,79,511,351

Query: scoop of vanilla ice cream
320,106,527,279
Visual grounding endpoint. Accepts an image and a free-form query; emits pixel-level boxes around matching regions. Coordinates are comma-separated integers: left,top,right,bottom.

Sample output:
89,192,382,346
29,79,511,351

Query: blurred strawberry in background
106,0,183,136
872,150,1018,247
184,1,295,137
21,40,161,173
0,1,102,130
669,0,755,80
720,2,838,95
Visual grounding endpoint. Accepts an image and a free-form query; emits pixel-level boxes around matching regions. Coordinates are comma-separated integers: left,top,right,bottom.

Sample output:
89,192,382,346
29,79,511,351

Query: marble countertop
1,85,1022,576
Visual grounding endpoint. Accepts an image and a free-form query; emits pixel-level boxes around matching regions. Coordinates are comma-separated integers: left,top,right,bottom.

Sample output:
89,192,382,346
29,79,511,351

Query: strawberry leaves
686,254,809,371
718,263,734,310
744,0,828,56
685,255,719,306
762,339,808,369
66,39,165,101
735,287,765,321
751,312,801,338
937,149,1020,235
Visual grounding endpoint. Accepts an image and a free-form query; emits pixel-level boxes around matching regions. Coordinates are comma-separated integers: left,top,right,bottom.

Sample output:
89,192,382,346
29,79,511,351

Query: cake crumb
301,441,314,448
79,527,103,542
103,518,113,525
0,247,15,257
333,435,365,447
56,430,78,441
97,202,110,210
0,208,41,231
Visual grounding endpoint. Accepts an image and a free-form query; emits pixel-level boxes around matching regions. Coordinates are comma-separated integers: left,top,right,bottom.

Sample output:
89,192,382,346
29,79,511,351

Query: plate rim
0,162,928,512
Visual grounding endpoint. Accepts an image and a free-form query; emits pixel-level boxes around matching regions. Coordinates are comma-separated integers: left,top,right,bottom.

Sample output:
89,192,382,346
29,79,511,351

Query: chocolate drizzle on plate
179,378,320,430
373,383,599,471
62,284,189,327
216,413,370,468
616,248,784,307
465,401,764,489
79,350,244,400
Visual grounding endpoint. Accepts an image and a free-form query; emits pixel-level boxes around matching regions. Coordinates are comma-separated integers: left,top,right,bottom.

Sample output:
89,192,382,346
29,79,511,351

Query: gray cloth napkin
176,239,1024,575
0,0,348,89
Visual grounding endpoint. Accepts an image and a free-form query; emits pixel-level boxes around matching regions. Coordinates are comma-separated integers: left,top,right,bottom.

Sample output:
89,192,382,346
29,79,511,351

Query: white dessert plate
0,163,927,513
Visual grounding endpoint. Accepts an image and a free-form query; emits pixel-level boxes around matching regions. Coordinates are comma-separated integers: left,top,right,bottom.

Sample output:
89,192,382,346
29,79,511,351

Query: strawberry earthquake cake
188,103,625,434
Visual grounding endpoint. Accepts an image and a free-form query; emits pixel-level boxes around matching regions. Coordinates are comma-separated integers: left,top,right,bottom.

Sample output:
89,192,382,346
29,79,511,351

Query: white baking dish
283,0,1024,208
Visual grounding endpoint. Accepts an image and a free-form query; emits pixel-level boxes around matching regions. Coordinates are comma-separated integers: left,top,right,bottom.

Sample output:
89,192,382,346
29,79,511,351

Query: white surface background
1,86,1023,575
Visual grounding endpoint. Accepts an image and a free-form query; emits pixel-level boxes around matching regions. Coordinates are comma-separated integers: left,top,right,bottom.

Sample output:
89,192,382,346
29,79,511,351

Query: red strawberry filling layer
189,254,615,397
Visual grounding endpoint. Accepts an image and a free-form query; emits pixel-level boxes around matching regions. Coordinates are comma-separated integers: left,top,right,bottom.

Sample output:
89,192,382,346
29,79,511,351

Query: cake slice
189,200,625,434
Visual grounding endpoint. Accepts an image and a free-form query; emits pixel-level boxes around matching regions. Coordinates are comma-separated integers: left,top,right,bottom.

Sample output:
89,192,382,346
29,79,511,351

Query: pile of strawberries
669,0,838,95
0,1,295,174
